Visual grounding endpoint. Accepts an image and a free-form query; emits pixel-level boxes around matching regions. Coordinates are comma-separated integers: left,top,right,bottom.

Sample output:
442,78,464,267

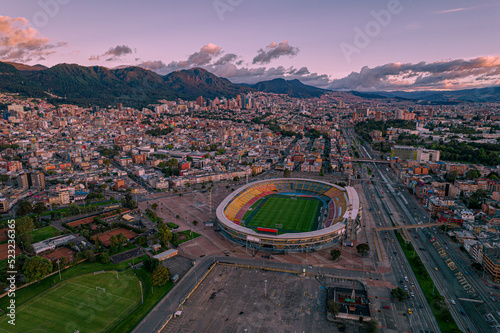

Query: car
435,267,438,271
419,305,424,309
404,276,408,282
497,311,500,317
444,242,447,245
411,283,414,287
460,310,466,316
400,280,404,284
394,252,398,255
383,305,390,309
408,308,412,314
491,296,497,302
451,300,456,305
404,286,408,291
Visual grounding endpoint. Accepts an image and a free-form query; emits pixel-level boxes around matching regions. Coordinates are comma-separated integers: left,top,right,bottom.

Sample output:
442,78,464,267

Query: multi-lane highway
343,127,440,332
346,125,500,332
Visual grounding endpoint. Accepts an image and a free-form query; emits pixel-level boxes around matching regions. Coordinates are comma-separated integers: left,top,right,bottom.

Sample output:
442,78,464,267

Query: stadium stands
224,178,348,230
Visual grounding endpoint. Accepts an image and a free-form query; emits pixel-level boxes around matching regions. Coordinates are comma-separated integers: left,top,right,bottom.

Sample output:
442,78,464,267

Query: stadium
216,178,361,252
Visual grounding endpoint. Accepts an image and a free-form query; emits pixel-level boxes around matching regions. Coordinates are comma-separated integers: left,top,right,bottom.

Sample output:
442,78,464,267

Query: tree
471,188,489,205
15,216,35,245
144,257,160,272
365,320,378,333
122,192,137,209
193,220,198,226
136,236,147,247
158,228,172,247
152,265,170,286
330,249,341,261
167,158,178,169
465,169,481,180
151,203,158,211
33,202,47,221
67,203,80,216
16,200,33,216
100,252,110,264
391,287,409,301
444,171,458,183
83,249,96,262
356,243,370,256
233,176,240,182
117,233,127,244
22,256,53,283
283,169,291,178
328,300,340,317
104,158,112,171
109,235,119,247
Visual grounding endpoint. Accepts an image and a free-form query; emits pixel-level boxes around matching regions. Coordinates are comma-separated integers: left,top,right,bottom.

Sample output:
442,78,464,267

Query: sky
0,0,499,91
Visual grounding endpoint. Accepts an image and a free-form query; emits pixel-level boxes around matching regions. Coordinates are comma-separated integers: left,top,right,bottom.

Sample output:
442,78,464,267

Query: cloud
137,60,168,71
159,43,222,71
328,56,500,91
437,6,479,14
0,15,66,62
252,40,299,64
208,63,330,87
213,53,237,66
89,44,134,61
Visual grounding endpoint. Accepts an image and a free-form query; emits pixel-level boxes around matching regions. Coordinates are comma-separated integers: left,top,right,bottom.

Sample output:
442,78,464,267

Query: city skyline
0,0,499,91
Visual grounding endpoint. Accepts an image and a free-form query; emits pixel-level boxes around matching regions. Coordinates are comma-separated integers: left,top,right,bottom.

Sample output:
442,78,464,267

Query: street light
56,259,61,280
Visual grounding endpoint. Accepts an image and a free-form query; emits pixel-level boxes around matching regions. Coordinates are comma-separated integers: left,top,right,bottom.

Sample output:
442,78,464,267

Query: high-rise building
427,108,434,118
395,109,404,120
17,173,28,190
196,96,205,107
30,171,46,191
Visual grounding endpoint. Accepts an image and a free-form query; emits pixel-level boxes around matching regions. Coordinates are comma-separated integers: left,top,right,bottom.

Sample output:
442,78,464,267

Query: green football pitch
0,271,140,333
243,195,321,232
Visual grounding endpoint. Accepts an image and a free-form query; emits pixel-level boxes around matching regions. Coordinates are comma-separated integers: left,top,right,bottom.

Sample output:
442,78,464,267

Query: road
348,125,498,333
349,131,440,332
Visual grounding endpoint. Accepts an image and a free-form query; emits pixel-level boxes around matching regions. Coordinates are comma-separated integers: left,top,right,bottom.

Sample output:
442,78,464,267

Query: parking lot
163,264,341,333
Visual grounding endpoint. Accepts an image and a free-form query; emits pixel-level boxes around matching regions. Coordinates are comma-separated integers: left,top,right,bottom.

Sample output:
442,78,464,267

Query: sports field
243,195,321,232
0,271,140,333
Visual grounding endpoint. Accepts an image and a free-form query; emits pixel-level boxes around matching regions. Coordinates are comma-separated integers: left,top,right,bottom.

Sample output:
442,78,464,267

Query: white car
451,299,456,305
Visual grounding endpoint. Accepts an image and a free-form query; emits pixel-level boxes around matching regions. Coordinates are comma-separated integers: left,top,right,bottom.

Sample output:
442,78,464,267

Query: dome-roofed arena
216,178,361,253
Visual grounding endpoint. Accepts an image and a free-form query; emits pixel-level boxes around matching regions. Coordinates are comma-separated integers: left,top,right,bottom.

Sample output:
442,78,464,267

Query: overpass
349,158,390,164
372,222,460,261
374,222,461,232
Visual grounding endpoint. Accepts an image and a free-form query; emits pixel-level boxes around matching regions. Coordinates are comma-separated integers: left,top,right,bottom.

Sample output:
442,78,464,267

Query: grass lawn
395,232,461,333
30,226,60,243
0,254,174,333
244,195,320,232
0,271,140,333
172,230,201,246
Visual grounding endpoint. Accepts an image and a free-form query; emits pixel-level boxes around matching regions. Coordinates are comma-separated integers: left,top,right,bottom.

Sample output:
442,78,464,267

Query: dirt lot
91,227,136,247
163,264,339,333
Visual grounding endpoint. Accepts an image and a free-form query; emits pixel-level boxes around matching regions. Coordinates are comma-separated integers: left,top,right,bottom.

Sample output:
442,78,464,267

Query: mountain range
0,61,499,107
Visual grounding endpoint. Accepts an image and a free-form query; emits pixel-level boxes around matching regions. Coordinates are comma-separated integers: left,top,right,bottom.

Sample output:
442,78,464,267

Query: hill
163,67,252,99
247,78,327,98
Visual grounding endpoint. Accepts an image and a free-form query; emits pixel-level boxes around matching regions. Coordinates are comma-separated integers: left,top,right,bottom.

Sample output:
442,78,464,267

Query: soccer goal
290,196,298,200
94,270,105,276
275,224,283,228
96,287,106,293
